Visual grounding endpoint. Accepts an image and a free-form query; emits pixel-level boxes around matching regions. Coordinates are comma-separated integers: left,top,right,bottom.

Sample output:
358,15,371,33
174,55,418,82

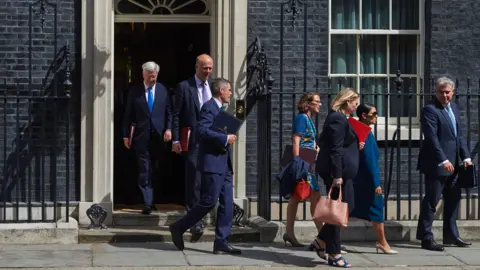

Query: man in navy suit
417,76,472,251
172,54,213,236
169,78,241,255
122,61,172,215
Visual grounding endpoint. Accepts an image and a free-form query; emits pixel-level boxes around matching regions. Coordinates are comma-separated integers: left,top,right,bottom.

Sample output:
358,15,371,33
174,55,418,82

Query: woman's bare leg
309,190,323,231
286,195,301,239
373,222,390,248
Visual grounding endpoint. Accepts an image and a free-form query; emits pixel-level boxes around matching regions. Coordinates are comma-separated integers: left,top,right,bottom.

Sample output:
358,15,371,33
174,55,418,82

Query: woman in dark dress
350,104,397,254
311,87,361,268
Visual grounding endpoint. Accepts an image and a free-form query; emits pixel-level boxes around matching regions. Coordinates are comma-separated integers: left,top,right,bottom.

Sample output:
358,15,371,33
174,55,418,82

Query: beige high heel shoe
375,242,398,254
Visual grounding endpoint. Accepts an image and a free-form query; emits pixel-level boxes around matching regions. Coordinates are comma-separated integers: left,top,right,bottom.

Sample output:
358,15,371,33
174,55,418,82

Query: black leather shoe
190,226,204,243
421,239,444,251
169,225,185,251
213,245,242,255
443,237,472,247
141,206,152,215
150,205,158,211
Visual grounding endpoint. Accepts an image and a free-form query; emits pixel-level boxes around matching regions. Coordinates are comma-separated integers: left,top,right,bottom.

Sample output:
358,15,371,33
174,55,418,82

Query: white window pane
360,77,388,116
330,77,357,93
392,0,419,30
362,0,388,29
331,0,359,29
331,35,357,74
390,35,418,75
360,35,386,74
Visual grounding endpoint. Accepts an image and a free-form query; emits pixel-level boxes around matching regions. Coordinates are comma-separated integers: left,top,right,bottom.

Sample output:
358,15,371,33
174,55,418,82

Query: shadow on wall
0,44,75,204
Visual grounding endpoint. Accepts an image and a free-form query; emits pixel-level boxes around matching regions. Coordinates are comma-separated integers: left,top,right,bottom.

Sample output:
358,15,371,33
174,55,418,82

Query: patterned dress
292,113,320,191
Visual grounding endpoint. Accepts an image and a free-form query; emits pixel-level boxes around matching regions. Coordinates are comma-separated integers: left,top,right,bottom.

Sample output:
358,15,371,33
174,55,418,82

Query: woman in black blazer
311,87,361,268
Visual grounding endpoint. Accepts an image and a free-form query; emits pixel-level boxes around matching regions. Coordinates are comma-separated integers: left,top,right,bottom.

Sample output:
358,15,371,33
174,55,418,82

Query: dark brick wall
246,0,329,197
0,0,80,203
246,0,480,199
429,0,480,157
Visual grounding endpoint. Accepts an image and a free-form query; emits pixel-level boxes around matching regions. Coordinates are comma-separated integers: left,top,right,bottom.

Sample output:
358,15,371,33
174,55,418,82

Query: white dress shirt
438,102,471,166
144,82,155,102
194,75,211,106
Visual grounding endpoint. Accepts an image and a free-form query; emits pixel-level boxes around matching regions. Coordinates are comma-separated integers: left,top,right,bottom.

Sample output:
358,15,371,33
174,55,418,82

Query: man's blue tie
147,87,154,112
446,103,457,136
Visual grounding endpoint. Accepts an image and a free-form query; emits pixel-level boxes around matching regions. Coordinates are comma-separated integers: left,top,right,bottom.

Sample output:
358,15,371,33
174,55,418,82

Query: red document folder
128,123,136,148
180,127,191,152
348,117,372,143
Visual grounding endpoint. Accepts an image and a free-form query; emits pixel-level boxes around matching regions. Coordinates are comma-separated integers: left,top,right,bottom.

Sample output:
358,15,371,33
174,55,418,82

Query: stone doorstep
112,210,215,227
248,216,480,243
79,226,260,243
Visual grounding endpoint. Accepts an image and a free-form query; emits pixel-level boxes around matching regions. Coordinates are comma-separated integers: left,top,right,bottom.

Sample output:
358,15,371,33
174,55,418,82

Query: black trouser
317,178,354,255
135,131,164,207
416,173,461,241
184,146,201,212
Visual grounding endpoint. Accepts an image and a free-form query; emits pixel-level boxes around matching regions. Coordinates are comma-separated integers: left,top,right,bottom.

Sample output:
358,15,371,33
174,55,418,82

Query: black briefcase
457,164,478,188
457,143,479,189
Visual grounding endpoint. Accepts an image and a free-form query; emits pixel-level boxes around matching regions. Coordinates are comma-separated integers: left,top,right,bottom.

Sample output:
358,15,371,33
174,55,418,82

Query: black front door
113,22,210,206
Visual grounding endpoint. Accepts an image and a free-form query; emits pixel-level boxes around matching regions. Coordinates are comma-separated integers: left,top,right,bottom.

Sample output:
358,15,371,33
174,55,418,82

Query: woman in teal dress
350,104,398,254
282,92,324,247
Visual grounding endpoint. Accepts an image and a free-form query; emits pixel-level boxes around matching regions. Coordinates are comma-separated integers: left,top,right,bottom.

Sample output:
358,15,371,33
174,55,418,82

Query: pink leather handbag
313,186,349,227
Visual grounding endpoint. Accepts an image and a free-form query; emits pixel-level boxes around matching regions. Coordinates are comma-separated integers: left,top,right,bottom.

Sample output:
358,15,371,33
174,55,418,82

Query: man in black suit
172,54,213,235
122,61,172,215
417,76,472,251
169,78,241,255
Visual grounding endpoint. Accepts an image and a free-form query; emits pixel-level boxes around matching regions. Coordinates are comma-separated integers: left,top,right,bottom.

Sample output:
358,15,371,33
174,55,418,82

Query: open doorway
113,22,210,208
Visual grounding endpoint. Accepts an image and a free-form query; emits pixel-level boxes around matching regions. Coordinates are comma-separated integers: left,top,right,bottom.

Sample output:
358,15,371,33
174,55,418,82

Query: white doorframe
114,14,210,23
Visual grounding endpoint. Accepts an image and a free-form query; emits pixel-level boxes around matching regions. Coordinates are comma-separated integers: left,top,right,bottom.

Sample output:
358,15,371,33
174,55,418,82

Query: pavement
0,241,479,269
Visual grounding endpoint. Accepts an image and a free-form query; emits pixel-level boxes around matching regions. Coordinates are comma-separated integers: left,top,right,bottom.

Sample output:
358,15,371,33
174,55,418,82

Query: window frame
327,0,425,126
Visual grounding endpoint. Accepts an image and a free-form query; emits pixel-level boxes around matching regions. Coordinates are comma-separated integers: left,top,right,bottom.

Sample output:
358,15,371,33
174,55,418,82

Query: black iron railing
0,0,73,223
261,73,480,222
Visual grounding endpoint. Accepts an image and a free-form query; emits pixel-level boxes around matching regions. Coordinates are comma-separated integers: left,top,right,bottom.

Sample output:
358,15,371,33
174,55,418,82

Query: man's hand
172,142,182,154
227,134,237,145
443,161,455,173
375,186,383,195
464,160,473,168
123,138,130,149
333,178,343,187
164,129,172,142
359,142,365,150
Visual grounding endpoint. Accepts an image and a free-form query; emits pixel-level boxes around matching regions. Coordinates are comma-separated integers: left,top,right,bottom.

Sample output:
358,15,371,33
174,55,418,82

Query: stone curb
248,217,480,242
0,218,78,244
79,226,260,243
0,267,477,270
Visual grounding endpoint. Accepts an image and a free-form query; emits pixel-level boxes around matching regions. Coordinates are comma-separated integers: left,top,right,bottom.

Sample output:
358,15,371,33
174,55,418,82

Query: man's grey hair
142,61,160,73
211,77,231,97
435,76,455,91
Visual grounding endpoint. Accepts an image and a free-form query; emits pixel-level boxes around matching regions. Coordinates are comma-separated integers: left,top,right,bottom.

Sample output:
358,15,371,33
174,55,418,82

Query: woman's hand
333,178,343,187
359,142,365,150
375,186,383,195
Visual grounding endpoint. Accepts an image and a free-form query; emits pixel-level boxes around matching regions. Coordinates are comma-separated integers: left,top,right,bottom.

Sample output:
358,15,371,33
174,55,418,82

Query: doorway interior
113,22,210,209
